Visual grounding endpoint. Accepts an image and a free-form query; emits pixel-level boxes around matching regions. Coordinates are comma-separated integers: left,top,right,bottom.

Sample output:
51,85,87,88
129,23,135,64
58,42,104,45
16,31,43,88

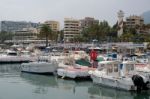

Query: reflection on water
0,64,21,77
21,73,92,95
0,64,150,99
88,85,150,99
20,73,58,94
21,73,58,87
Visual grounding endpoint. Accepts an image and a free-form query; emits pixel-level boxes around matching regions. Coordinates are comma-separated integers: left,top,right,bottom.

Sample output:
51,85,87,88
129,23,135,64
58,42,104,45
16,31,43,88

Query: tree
58,30,64,42
39,24,52,47
0,31,14,43
51,31,59,42
81,27,91,42
98,21,111,41
72,35,85,42
120,33,134,42
107,22,119,42
147,42,150,50
81,20,111,42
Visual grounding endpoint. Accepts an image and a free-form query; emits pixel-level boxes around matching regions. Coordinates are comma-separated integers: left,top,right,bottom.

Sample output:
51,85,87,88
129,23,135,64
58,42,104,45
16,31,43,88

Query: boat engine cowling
132,74,149,92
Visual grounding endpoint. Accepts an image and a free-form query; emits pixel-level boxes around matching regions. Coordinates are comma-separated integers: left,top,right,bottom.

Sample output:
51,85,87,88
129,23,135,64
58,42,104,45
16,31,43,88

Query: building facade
126,15,144,28
44,21,60,32
0,21,39,33
13,28,38,41
64,18,80,42
80,17,99,29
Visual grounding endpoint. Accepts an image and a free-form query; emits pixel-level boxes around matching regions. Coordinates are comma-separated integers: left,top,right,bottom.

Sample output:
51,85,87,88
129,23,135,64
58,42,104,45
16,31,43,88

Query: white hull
89,60,149,91
91,74,136,91
21,61,58,74
57,67,90,79
0,56,36,63
0,56,31,63
58,62,70,68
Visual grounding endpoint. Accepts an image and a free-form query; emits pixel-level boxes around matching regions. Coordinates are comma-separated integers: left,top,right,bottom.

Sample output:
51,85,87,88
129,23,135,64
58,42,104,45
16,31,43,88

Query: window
98,64,105,71
114,64,118,72
126,64,134,71
108,64,113,73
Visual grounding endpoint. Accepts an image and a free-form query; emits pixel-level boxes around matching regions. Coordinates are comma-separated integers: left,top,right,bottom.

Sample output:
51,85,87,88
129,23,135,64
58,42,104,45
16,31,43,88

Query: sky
0,0,150,28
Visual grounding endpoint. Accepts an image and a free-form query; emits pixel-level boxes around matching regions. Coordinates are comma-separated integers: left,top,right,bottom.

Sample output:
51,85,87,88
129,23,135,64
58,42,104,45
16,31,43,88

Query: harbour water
0,64,149,99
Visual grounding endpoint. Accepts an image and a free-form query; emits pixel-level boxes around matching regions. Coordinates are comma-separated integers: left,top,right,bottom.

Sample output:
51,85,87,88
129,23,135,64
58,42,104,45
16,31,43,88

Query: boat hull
0,56,31,63
21,62,58,74
91,74,136,91
57,67,90,79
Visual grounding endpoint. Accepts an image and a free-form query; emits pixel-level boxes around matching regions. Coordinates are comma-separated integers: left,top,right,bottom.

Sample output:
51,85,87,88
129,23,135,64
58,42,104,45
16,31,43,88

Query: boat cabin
98,61,121,77
120,61,136,77
5,50,18,56
98,61,135,77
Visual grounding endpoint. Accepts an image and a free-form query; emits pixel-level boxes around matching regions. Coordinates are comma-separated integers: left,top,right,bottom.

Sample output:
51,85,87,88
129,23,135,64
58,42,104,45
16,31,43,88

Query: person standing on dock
90,49,98,68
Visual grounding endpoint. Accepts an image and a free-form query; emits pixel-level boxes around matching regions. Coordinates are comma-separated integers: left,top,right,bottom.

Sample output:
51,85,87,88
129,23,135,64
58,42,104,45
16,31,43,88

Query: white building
44,21,60,32
126,15,144,28
64,18,80,42
13,28,38,41
117,10,124,37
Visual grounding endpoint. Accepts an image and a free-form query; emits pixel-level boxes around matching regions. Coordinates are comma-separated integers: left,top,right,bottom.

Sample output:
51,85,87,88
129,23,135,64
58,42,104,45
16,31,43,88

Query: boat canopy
97,56,104,62
75,59,91,67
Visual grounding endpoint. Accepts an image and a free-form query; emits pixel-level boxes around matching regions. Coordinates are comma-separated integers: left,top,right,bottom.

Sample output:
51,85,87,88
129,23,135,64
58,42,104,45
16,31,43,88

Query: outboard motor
132,75,149,92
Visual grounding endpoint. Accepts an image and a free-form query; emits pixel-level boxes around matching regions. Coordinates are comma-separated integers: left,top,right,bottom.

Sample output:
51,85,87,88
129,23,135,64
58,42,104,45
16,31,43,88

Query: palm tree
39,24,52,47
0,31,14,43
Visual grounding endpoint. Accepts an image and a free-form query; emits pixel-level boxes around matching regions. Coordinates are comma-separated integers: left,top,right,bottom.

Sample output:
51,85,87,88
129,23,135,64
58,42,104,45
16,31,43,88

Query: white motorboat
57,58,95,79
56,50,94,79
89,60,149,91
0,50,31,63
50,52,70,63
53,50,89,61
21,60,58,74
128,53,150,81
51,50,89,69
57,66,91,79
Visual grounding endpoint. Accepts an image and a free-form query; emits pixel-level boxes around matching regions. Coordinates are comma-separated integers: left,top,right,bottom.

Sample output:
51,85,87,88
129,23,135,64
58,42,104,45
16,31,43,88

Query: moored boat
89,60,149,91
21,59,58,75
57,58,95,79
0,50,31,63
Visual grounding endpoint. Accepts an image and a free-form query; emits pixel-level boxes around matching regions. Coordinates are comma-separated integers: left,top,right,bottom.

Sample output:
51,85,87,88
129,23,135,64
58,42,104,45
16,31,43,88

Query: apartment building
80,17,99,29
44,21,60,32
0,21,39,33
64,18,80,42
126,15,144,28
13,28,38,41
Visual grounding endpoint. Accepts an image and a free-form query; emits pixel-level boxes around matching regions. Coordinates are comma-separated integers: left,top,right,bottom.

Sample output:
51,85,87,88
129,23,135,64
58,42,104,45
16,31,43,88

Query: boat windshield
108,64,113,73
114,64,118,72
98,64,105,70
137,55,147,59
7,52,17,56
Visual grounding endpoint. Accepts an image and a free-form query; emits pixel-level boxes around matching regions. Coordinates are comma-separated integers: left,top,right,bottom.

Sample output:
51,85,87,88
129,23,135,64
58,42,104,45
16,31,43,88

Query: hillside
142,11,150,24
